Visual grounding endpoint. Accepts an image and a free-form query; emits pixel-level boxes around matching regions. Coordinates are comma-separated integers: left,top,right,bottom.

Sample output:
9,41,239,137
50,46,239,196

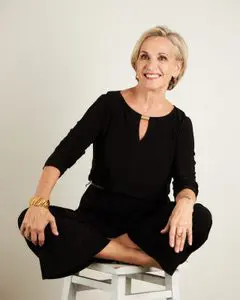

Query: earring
135,74,139,81
168,76,176,90
171,76,176,84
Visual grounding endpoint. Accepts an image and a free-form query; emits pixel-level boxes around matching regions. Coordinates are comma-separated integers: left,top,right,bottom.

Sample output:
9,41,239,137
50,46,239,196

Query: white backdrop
1,1,239,299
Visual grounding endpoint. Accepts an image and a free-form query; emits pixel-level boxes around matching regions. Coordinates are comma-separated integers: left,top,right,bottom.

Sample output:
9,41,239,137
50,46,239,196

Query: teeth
145,74,160,78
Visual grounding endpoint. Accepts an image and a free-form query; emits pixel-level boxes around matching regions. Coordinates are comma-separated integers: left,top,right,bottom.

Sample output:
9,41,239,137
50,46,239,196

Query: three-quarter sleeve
43,94,110,177
172,116,199,199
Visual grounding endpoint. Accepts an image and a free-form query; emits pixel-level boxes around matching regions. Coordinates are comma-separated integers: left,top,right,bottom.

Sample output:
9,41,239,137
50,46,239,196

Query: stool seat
61,262,181,300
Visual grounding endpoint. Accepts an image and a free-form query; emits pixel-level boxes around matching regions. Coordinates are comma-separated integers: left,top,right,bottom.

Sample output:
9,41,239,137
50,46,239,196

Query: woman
18,25,212,279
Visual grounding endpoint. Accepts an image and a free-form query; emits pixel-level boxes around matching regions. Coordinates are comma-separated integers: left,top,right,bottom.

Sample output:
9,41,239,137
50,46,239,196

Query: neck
132,85,168,112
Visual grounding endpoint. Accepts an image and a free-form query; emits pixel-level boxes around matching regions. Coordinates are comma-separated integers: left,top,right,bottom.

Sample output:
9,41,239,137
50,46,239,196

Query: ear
172,60,182,78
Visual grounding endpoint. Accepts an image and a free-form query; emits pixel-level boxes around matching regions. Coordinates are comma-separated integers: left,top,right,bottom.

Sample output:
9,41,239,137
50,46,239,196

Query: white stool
61,262,180,300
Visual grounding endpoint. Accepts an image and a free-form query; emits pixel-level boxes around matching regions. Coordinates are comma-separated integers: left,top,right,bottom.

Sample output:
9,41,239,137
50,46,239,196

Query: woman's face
135,36,182,91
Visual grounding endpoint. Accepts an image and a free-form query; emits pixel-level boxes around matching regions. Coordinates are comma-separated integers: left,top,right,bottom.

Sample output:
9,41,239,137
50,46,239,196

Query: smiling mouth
144,73,161,79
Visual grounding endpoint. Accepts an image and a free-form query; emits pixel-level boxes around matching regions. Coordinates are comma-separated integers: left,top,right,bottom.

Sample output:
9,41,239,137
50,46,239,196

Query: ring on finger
176,231,184,237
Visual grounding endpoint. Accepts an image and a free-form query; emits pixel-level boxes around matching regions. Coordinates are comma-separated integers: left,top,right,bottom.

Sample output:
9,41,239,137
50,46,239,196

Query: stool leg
111,275,131,300
125,277,132,295
61,276,76,300
165,270,180,300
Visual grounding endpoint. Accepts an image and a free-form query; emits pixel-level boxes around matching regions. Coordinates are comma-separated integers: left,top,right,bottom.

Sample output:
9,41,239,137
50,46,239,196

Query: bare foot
109,233,140,250
147,256,162,268
95,239,162,269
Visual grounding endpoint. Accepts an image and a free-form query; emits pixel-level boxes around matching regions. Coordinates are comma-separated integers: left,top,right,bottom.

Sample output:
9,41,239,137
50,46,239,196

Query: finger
31,231,38,246
160,226,167,233
169,224,176,248
23,227,31,241
176,226,184,236
38,231,45,247
49,217,59,236
179,231,187,252
187,227,193,246
161,222,169,233
20,221,27,235
175,231,184,253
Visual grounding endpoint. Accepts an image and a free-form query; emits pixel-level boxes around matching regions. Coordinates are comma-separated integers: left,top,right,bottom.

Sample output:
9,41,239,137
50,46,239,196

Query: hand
160,199,194,253
20,206,59,247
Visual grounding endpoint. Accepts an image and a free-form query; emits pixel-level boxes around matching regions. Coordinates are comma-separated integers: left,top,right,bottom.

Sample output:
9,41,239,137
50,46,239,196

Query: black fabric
77,185,212,276
18,186,212,278
18,90,211,279
43,90,198,201
127,201,213,275
18,205,111,279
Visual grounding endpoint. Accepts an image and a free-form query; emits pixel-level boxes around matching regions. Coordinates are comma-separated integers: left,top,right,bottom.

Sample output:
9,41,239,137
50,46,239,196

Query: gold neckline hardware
140,115,150,121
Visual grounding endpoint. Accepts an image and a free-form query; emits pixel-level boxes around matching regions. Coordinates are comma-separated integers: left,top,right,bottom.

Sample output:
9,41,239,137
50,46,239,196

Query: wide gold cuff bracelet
29,196,50,208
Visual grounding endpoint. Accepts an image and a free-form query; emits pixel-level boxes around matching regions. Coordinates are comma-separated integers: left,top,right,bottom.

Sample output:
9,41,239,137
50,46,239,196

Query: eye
140,54,148,60
159,55,167,60
159,55,167,61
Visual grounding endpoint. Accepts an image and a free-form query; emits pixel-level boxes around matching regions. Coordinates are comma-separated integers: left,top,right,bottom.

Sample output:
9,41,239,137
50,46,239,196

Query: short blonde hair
131,25,188,90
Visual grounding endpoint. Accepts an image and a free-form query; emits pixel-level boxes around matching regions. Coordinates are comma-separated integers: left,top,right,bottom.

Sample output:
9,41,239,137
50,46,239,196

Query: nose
145,58,159,71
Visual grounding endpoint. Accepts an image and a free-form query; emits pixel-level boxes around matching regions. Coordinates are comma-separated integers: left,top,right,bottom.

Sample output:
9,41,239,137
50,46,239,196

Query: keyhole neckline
117,90,176,120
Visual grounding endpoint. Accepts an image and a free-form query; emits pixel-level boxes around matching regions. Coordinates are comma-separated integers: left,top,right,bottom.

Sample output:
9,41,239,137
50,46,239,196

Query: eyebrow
140,50,169,56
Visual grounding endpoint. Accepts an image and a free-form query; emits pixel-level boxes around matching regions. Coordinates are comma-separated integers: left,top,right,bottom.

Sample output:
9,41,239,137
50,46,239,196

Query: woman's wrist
175,189,196,206
176,196,195,207
29,195,50,208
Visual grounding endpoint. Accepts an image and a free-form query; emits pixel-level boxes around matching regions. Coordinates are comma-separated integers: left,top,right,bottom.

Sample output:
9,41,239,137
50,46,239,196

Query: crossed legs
94,233,161,268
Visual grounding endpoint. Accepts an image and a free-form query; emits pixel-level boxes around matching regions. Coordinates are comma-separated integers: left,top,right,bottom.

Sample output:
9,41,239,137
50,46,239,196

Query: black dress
18,90,212,279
